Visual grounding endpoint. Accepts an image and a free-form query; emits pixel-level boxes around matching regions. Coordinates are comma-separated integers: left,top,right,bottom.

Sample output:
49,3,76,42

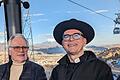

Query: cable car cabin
113,27,120,34
116,18,120,24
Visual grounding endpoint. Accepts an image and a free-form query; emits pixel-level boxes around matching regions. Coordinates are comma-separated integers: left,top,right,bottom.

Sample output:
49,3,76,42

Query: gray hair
8,33,29,47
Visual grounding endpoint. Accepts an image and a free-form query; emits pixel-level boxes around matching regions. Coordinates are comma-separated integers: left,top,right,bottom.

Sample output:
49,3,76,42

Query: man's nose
69,36,74,41
19,48,24,52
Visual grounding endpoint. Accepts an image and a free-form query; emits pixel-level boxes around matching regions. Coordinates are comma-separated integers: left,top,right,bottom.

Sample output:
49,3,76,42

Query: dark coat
117,76,120,80
50,51,113,80
0,60,47,80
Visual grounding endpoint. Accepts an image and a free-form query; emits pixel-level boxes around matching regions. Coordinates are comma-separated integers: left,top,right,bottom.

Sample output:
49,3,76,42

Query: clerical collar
67,55,81,63
74,58,80,63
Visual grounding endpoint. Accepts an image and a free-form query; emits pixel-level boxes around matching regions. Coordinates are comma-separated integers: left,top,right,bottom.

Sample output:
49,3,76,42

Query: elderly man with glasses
50,19,113,80
0,34,47,80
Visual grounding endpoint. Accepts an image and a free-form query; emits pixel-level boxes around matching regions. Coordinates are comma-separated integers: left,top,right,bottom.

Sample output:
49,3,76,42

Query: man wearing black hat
50,19,113,80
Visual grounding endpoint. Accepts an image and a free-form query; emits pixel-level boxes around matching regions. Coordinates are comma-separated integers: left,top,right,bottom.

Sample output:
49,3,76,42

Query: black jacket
50,51,113,80
0,60,47,80
117,76,120,80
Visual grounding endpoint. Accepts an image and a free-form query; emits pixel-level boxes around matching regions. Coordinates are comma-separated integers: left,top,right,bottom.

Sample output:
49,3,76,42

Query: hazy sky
0,0,120,46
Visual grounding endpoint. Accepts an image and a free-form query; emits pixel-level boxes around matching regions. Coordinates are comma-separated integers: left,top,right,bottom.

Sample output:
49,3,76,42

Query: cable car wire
67,0,114,21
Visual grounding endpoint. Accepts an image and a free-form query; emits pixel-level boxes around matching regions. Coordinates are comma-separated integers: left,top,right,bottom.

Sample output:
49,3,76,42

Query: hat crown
69,18,77,21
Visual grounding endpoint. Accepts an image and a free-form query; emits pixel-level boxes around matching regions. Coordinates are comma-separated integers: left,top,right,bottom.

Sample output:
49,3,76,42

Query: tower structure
113,12,120,34
22,0,34,61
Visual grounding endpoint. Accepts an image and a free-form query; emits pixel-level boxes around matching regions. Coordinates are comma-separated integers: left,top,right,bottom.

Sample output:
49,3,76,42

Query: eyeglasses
9,46,29,52
63,33,83,41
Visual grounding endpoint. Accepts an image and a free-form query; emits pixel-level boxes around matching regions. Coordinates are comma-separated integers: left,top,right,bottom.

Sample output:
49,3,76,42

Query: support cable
68,0,114,21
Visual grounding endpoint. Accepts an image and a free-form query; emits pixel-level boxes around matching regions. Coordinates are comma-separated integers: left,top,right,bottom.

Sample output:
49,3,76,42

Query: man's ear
83,38,87,46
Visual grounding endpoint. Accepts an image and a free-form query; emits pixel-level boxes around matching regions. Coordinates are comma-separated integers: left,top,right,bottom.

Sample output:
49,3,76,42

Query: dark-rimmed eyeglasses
63,33,83,41
9,46,29,52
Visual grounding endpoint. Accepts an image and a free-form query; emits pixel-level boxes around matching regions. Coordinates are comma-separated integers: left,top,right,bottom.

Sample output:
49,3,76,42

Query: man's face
9,37,29,63
62,29,87,55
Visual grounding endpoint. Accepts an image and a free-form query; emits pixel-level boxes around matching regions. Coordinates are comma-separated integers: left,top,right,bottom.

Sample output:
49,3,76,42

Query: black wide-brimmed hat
53,18,95,45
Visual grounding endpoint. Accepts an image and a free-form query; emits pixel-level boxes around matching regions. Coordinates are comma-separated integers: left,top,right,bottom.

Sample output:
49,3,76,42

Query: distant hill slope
86,45,108,53
34,41,61,49
34,46,65,54
0,41,120,55
103,44,120,49
33,42,119,54
97,47,120,60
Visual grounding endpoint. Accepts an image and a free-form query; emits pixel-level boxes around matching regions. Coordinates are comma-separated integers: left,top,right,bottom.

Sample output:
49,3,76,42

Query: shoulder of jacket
25,60,44,69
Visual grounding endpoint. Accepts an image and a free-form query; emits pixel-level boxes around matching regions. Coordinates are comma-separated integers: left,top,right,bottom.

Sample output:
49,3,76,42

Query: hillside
97,47,120,60
1,42,120,54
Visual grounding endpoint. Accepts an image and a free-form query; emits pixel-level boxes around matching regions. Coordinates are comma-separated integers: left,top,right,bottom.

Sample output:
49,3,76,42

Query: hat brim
53,19,95,45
